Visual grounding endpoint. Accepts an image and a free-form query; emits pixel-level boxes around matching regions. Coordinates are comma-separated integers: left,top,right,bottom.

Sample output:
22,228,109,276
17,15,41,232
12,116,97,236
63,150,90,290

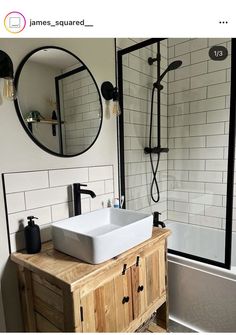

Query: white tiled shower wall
61,68,101,154
117,38,168,219
4,165,114,252
120,38,235,232
167,38,234,230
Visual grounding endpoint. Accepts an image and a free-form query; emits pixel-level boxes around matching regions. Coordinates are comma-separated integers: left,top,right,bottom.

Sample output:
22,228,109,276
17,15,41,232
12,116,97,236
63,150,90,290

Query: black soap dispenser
24,216,41,254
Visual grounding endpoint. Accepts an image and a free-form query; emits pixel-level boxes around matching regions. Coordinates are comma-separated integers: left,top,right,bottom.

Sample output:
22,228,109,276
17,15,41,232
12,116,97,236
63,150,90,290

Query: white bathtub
166,220,236,333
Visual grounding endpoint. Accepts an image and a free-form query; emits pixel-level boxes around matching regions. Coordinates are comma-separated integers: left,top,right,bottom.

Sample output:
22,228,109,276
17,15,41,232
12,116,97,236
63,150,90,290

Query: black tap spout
156,221,166,228
80,189,96,198
73,183,96,216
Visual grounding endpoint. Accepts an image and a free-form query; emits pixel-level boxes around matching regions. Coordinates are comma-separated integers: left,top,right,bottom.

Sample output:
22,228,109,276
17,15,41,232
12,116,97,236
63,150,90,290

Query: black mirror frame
14,45,103,158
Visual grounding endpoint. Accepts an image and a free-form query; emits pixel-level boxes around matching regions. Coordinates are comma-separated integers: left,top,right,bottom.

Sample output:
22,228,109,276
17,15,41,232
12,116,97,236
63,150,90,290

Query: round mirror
14,46,102,157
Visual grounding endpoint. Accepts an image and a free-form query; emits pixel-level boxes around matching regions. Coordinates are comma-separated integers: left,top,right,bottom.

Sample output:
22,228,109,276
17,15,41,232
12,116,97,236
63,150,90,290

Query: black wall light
0,50,16,100
101,81,121,116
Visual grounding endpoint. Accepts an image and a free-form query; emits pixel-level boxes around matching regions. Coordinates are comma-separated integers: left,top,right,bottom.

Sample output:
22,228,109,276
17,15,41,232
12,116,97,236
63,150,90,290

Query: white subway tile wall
118,38,233,234
61,67,101,155
117,38,168,218
167,38,231,231
4,165,114,252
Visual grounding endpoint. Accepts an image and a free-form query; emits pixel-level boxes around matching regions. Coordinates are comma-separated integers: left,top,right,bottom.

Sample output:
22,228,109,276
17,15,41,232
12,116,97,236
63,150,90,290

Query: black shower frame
117,38,236,270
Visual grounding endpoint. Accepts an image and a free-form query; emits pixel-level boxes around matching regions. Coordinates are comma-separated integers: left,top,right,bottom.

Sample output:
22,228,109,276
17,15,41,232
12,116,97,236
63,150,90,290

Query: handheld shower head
153,60,182,89
167,60,182,71
159,60,182,82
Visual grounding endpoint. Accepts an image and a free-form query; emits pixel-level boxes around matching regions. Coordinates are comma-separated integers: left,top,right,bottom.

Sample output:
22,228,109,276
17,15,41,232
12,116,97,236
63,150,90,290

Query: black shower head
153,60,182,89
167,60,182,71
159,60,182,82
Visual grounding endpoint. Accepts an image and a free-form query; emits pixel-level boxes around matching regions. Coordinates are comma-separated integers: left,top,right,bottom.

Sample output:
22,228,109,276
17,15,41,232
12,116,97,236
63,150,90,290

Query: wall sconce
0,50,16,100
101,81,121,116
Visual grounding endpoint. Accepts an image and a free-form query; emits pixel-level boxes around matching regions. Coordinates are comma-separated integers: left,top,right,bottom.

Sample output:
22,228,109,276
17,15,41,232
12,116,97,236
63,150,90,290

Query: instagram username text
29,19,93,27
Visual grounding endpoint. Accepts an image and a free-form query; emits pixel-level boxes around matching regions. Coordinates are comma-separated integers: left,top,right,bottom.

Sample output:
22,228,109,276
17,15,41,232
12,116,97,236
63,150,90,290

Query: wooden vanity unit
11,227,170,333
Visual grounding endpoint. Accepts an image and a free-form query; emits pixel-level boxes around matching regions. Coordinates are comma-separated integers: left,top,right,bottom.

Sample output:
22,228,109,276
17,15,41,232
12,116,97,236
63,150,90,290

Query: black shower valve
144,147,169,154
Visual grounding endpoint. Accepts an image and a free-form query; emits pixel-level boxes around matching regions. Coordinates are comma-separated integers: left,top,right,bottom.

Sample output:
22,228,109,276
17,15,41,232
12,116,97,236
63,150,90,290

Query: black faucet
73,183,96,215
153,211,166,228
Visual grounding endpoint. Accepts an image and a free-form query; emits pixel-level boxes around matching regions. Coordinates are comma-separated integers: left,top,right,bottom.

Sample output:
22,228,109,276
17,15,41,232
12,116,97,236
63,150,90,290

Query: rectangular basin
52,208,153,264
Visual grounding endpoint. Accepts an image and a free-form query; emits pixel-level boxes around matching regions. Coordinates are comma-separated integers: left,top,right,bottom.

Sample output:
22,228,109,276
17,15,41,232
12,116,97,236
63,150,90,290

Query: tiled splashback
3,165,114,252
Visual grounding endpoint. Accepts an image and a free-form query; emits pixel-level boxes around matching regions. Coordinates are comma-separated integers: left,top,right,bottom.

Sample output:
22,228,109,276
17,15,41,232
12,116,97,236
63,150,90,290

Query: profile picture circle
4,11,26,34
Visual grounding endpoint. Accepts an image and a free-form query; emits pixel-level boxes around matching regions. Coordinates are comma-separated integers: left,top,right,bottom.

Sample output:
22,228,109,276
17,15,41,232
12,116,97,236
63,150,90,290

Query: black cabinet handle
137,285,144,292
122,296,129,304
122,264,127,275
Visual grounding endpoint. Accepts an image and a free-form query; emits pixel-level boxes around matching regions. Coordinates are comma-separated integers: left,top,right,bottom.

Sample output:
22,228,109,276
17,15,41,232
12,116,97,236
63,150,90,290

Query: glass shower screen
118,38,234,268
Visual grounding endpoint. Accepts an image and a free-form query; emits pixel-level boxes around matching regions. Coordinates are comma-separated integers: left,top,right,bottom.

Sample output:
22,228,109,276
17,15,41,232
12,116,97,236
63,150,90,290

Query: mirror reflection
15,47,102,156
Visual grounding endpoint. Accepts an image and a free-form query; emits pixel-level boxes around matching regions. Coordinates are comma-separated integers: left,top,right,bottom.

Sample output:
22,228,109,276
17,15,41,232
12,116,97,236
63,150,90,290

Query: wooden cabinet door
131,257,147,319
114,266,133,331
80,241,166,332
144,242,166,307
131,241,166,319
80,268,133,332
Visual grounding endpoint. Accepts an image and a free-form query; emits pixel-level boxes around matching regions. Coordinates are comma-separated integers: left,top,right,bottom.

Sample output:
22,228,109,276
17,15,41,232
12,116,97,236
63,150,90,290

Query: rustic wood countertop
11,227,171,292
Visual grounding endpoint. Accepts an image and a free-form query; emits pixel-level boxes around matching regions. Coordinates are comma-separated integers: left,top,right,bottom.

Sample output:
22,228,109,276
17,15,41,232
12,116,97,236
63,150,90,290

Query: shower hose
148,85,160,203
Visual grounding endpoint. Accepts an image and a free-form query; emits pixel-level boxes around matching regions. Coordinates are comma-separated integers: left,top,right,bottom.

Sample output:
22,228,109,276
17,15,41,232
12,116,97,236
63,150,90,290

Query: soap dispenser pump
24,216,41,254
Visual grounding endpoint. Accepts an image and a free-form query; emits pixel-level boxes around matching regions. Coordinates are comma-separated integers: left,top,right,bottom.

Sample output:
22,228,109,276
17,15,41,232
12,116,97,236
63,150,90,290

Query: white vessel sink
52,208,153,264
